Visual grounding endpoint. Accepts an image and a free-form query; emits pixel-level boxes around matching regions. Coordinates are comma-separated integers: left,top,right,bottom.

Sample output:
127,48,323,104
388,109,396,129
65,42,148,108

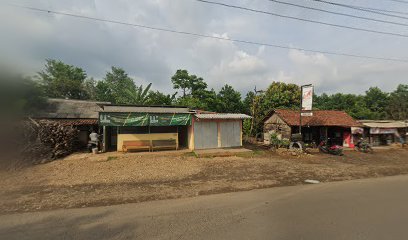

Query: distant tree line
4,59,407,137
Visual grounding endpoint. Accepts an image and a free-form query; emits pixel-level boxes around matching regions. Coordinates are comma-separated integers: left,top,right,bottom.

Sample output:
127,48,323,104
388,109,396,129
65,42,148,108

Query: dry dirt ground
0,146,407,214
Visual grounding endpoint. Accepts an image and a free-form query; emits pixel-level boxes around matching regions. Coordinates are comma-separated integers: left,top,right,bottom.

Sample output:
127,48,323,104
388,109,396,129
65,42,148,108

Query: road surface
1,175,408,239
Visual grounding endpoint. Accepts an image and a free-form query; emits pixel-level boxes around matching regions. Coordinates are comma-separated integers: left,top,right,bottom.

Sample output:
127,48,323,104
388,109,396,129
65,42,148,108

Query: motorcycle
318,139,344,156
355,138,373,153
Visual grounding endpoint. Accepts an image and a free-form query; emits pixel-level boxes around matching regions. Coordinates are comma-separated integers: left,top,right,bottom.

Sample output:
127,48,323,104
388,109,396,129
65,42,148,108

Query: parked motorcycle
318,139,344,156
355,138,373,153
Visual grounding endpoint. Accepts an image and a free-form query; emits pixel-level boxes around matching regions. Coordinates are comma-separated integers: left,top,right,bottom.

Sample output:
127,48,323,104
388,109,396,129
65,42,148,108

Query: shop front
358,120,407,146
99,111,192,152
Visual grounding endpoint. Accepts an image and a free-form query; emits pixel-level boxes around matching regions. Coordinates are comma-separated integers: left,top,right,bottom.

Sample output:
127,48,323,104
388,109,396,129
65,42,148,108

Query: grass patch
183,152,198,158
106,156,118,162
236,150,267,158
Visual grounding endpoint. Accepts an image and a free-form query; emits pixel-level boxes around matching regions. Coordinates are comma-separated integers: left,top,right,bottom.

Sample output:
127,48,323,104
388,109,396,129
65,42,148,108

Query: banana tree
126,83,152,105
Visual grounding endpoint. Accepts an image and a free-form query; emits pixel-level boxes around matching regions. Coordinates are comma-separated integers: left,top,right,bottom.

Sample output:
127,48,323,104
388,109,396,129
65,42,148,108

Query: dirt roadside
0,147,407,214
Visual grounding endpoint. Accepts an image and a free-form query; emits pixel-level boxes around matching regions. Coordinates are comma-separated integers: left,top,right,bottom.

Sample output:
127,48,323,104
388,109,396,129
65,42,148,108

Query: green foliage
247,82,301,137
314,88,391,120
269,133,290,149
261,82,301,111
243,119,252,136
171,69,207,98
386,84,408,120
243,91,255,115
364,87,388,119
95,67,137,104
83,77,98,100
176,96,208,109
215,84,244,113
126,83,152,105
95,67,153,105
37,59,88,99
146,91,176,105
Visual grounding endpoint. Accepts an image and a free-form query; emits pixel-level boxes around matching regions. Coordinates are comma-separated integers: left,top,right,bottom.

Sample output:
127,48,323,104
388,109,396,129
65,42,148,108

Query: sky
1,0,407,96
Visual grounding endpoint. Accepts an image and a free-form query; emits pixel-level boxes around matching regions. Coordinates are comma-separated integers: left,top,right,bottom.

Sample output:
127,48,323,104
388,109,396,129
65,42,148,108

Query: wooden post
217,121,221,148
240,120,243,146
102,126,107,152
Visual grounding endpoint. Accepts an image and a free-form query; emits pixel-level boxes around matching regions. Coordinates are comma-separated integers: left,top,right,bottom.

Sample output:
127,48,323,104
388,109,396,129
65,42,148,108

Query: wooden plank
117,133,178,152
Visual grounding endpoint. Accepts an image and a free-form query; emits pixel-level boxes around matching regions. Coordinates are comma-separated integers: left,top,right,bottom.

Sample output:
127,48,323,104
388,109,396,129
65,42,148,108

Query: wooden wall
263,114,291,144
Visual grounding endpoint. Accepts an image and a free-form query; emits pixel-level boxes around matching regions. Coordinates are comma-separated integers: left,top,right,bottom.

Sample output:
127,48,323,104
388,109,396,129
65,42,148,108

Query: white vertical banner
301,85,313,111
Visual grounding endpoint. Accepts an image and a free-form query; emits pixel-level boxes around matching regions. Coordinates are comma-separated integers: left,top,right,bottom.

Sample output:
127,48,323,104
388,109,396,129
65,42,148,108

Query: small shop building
190,113,251,150
263,109,361,147
98,104,251,152
357,120,407,146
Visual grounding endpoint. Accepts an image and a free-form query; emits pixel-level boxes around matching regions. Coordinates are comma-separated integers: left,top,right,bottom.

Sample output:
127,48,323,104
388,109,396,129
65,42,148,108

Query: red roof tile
274,109,361,127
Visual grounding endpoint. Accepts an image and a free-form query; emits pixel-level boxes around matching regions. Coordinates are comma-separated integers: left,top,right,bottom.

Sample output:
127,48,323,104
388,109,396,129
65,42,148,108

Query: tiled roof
34,98,109,119
52,119,99,126
274,109,361,127
195,113,252,119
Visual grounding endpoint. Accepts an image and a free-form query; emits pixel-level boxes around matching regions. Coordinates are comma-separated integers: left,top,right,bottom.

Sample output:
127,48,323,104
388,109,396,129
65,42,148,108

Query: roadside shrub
270,133,290,149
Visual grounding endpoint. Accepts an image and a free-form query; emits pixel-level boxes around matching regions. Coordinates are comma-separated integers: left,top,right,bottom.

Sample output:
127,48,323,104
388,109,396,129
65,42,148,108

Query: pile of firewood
18,119,79,165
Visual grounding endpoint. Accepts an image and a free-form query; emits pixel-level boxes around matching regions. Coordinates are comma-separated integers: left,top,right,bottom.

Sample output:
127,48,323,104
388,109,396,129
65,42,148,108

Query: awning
99,112,191,126
370,128,397,134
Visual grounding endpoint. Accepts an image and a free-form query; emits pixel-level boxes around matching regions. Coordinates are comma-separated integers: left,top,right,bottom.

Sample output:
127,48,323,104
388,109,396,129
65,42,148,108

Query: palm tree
126,83,152,105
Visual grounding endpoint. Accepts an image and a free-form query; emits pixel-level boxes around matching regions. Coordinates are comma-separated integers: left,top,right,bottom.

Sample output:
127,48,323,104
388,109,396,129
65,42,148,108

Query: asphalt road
1,175,408,240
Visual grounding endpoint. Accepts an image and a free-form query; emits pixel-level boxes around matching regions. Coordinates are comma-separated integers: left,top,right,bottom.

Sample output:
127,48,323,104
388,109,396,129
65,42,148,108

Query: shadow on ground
0,211,135,240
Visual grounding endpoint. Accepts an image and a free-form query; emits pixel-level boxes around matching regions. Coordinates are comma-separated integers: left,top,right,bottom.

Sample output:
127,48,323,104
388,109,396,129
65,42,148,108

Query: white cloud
1,0,407,96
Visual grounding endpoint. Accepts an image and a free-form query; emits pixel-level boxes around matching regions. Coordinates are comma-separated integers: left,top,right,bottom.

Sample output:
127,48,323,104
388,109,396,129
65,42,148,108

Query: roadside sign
301,85,313,111
301,112,313,117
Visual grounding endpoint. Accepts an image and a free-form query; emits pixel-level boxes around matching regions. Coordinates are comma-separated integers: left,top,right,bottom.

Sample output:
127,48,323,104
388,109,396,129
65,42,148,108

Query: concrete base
194,148,252,157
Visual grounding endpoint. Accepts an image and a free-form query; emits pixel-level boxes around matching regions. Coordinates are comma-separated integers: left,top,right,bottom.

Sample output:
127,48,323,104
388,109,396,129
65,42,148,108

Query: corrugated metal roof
101,105,191,113
34,98,109,119
195,113,252,119
358,120,407,128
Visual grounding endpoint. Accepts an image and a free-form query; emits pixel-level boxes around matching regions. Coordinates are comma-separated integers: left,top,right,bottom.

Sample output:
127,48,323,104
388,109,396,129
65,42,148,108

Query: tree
83,77,98,100
171,69,190,98
364,87,388,119
176,96,208,110
244,82,301,137
95,67,152,105
171,69,207,98
387,84,408,120
314,91,386,120
243,91,255,115
37,59,88,99
146,91,176,105
216,84,244,113
260,82,301,114
95,67,135,104
126,83,152,105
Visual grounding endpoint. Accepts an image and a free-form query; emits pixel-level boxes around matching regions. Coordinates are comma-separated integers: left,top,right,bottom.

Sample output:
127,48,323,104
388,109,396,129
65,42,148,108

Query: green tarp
99,112,191,126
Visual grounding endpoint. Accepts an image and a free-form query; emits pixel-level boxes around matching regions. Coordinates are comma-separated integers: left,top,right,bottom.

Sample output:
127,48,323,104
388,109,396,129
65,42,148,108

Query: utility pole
250,86,264,138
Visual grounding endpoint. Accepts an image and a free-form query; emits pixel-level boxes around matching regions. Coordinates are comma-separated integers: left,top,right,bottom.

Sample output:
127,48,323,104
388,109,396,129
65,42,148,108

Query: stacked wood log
18,119,79,165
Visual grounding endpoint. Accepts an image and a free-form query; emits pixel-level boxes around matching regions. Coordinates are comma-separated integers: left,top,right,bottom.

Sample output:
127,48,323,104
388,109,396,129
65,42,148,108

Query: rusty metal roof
34,98,109,119
100,105,191,114
195,113,252,119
